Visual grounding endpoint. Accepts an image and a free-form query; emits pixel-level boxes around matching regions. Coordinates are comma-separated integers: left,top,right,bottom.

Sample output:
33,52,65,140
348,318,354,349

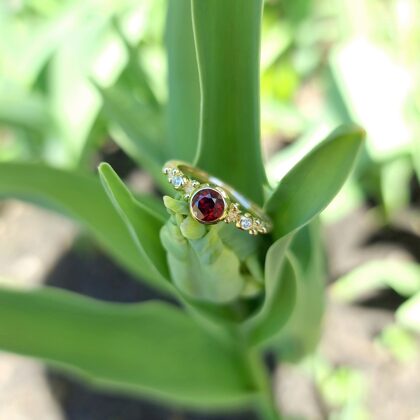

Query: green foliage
0,162,167,291
0,287,254,408
99,86,168,191
331,260,420,302
332,259,420,362
191,0,267,205
274,221,326,362
265,125,364,238
0,1,367,418
166,0,200,161
243,235,295,347
98,163,172,292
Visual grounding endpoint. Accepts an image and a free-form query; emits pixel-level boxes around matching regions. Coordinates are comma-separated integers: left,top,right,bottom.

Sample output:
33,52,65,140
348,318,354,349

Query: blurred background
1,0,420,419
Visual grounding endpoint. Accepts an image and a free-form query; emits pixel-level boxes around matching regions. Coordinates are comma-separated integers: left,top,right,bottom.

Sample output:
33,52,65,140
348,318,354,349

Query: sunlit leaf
274,221,326,361
331,260,420,302
243,234,295,347
0,89,50,134
265,124,364,238
165,0,200,162
191,0,267,205
99,163,171,291
0,287,254,408
0,162,167,293
396,292,420,333
99,86,169,192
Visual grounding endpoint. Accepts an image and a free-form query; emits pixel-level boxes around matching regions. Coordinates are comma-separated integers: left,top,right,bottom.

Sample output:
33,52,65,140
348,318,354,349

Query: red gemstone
191,188,225,223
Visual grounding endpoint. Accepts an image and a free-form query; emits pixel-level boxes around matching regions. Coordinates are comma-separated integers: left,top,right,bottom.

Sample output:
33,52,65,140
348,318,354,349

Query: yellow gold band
163,160,272,235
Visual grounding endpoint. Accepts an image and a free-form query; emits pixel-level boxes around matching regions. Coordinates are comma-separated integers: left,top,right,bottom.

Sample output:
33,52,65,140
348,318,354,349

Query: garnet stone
190,187,226,224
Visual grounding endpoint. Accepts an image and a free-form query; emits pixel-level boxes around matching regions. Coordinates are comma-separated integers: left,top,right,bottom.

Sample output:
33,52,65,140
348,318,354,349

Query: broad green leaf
274,221,326,361
331,260,420,303
0,287,254,408
0,162,168,293
243,235,295,346
191,0,267,205
99,86,169,192
112,22,161,111
0,89,50,134
396,292,420,333
98,163,171,290
0,2,84,86
165,0,200,161
49,13,111,166
265,124,364,238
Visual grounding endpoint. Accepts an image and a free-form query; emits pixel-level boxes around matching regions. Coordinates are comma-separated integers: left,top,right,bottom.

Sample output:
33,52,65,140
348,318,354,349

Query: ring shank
168,160,271,227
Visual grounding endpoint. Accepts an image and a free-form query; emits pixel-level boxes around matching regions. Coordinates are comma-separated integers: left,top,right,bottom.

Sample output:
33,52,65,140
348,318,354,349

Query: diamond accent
239,215,253,230
171,175,184,189
163,161,272,235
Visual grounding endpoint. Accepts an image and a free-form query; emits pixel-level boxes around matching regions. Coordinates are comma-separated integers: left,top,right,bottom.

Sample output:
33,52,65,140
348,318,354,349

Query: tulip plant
0,1,364,419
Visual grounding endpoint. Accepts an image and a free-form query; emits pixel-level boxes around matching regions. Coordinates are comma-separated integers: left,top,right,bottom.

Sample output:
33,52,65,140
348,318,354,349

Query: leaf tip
97,162,116,181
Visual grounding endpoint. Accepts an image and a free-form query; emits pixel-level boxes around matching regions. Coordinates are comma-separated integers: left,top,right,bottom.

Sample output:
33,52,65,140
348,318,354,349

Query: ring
162,160,272,235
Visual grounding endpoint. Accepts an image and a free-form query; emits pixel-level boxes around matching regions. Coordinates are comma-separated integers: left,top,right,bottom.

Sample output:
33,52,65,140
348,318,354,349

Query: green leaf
274,221,326,361
99,86,169,192
0,287,254,408
165,0,200,162
0,162,167,292
380,156,412,217
331,260,420,303
0,89,50,134
191,0,267,205
243,235,295,346
49,13,112,166
265,124,365,238
112,22,161,111
98,163,171,290
378,324,418,362
396,292,420,333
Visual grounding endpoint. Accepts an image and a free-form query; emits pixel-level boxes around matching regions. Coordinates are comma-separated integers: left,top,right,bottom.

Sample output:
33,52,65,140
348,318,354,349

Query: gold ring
162,160,272,235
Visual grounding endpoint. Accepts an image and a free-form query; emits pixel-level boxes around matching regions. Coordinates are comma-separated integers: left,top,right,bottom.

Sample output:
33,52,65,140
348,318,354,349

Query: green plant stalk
228,325,281,420
247,349,282,420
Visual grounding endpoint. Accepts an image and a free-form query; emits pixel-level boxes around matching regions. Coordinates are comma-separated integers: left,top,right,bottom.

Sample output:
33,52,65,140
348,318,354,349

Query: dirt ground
0,195,420,420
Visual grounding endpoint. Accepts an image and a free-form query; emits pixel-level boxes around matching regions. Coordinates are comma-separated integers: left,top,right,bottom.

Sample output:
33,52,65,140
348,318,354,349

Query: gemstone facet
190,188,226,224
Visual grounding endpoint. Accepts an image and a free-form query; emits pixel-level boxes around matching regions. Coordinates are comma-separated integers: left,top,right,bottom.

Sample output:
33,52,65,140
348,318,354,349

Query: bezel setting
163,162,272,235
189,186,228,224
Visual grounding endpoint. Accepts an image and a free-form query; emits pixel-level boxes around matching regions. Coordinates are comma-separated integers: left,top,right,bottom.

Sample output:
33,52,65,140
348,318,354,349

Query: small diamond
171,175,184,189
240,216,253,230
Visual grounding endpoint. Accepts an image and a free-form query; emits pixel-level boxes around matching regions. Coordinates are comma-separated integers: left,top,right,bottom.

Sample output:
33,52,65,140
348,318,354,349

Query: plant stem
247,349,282,420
